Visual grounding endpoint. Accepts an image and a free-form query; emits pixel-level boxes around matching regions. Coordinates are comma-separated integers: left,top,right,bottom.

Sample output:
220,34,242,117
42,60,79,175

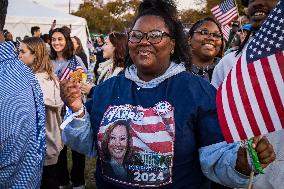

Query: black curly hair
126,0,191,70
0,0,8,31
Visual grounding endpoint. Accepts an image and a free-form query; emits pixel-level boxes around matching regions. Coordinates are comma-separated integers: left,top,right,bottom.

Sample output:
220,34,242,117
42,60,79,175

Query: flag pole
247,171,254,189
234,0,245,33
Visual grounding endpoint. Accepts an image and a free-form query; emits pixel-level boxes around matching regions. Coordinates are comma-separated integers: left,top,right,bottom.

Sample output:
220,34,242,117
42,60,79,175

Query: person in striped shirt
0,0,46,188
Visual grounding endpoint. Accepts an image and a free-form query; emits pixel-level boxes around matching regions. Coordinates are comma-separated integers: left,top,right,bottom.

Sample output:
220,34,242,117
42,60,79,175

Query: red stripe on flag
261,56,284,126
236,58,261,136
146,141,173,153
226,68,248,140
248,63,275,131
131,122,170,133
216,79,234,143
276,52,284,79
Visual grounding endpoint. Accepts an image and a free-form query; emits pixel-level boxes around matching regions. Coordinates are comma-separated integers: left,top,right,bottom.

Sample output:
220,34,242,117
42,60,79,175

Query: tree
73,0,140,34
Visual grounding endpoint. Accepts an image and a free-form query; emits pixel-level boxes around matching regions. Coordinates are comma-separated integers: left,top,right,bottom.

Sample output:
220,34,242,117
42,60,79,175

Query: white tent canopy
4,0,90,62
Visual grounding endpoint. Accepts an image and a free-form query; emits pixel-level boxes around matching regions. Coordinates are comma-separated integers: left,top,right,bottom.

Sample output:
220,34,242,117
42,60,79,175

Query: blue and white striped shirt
0,42,46,189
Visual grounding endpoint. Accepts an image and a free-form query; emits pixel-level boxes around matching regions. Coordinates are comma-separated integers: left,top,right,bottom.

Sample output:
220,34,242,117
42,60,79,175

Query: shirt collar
0,41,17,62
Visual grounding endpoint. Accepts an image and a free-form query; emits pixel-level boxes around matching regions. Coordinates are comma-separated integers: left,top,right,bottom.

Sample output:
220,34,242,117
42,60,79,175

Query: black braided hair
126,0,191,70
0,0,8,31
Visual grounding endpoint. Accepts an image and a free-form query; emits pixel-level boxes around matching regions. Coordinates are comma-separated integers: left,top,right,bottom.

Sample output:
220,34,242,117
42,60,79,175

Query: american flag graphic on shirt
216,0,284,143
97,101,175,187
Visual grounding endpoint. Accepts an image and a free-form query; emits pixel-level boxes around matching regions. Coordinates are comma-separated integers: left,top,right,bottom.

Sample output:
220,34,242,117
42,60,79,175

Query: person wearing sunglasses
59,0,275,188
188,17,224,82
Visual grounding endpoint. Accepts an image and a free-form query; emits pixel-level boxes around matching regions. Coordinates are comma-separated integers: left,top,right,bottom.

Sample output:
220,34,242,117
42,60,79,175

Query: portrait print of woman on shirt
97,103,174,186
100,120,132,181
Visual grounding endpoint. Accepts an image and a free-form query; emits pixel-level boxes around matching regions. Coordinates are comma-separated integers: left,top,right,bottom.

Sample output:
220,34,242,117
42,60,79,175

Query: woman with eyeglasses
188,17,224,82
59,0,275,188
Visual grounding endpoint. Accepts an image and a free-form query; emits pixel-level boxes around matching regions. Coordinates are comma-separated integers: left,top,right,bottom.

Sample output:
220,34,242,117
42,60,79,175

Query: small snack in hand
70,69,84,82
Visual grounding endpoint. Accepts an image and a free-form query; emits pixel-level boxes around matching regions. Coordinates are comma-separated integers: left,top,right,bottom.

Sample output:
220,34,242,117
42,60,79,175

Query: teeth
254,12,266,16
204,44,214,48
139,50,150,56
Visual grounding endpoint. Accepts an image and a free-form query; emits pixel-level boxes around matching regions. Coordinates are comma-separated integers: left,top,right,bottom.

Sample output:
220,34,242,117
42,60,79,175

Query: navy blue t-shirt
86,71,224,189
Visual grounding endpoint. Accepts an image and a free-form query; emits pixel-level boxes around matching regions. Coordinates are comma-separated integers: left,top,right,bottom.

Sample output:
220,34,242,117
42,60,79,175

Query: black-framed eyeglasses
194,29,223,40
128,30,172,44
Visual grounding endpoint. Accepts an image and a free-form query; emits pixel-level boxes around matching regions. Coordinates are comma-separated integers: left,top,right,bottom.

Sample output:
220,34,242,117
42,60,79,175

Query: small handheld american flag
216,0,284,143
211,0,238,41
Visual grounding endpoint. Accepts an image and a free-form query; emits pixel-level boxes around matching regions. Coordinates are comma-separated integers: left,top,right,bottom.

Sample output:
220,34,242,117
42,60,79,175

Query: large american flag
211,0,238,41
216,0,284,143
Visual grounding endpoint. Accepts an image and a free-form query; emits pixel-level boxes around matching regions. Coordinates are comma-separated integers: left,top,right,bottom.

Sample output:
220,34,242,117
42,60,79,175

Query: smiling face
102,37,115,59
128,15,175,81
248,0,278,29
190,21,222,61
108,125,128,164
51,32,67,53
18,42,35,67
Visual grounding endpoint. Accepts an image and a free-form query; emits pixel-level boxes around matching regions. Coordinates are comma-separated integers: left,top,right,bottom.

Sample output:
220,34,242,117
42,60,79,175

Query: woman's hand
235,136,276,175
81,82,94,95
60,80,82,112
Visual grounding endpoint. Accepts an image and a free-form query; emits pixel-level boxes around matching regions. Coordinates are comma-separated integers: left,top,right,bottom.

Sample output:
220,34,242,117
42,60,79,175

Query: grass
67,149,97,189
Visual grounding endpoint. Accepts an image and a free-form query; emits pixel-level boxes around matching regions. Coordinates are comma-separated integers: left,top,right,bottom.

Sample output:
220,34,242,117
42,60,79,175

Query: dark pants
56,146,86,187
41,164,59,189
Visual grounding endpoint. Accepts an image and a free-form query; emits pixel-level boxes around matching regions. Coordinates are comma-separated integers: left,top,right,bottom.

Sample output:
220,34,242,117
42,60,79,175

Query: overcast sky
31,0,200,13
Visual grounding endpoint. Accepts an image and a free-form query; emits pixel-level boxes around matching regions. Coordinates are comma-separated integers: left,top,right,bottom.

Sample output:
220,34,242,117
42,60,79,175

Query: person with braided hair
59,0,275,188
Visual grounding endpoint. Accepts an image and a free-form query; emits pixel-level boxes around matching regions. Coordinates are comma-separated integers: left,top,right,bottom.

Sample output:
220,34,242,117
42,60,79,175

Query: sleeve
211,59,226,89
199,142,249,188
62,111,96,157
211,52,238,89
196,82,224,147
0,87,41,188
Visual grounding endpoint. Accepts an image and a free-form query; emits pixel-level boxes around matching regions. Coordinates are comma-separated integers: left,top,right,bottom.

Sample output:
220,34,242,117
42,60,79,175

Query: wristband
60,105,85,130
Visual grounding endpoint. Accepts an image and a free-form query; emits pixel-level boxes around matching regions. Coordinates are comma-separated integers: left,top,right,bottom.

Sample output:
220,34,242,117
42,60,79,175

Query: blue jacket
63,72,249,189
0,42,46,189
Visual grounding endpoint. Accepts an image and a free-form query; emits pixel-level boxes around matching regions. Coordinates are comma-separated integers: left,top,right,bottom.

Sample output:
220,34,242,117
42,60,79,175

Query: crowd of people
0,0,283,189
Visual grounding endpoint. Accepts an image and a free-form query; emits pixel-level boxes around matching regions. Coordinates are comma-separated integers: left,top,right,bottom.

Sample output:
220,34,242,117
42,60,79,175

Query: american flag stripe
274,53,284,105
235,58,261,136
267,54,284,127
215,7,238,26
217,0,284,143
210,0,238,26
131,122,173,133
222,25,231,41
218,77,240,142
248,60,275,130
218,51,284,142
231,61,255,137
255,58,283,128
225,67,248,140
